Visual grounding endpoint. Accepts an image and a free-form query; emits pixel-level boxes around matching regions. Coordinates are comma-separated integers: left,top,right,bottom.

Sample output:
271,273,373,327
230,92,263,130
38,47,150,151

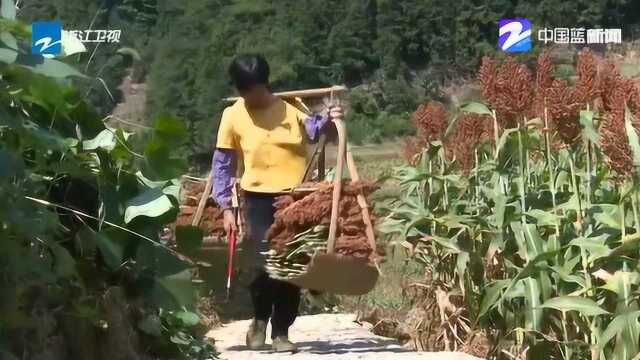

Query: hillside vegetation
17,0,640,163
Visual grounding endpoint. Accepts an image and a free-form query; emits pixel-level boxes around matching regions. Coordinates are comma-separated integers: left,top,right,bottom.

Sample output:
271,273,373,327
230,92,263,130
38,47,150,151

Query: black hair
228,54,270,91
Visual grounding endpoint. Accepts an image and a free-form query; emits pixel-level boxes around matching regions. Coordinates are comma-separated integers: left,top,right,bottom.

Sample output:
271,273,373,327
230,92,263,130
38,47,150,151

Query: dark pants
244,191,301,338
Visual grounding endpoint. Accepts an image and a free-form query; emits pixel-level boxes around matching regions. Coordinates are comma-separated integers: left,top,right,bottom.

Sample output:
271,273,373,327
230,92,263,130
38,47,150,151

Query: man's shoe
245,319,267,349
271,336,298,353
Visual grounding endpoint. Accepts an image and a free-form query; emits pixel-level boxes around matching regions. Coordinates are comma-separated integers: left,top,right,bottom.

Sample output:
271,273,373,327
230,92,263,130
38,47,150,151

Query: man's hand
223,209,237,234
328,105,343,120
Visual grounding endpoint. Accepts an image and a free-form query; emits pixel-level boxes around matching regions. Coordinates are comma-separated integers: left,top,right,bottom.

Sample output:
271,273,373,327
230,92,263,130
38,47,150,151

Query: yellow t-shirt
216,98,309,193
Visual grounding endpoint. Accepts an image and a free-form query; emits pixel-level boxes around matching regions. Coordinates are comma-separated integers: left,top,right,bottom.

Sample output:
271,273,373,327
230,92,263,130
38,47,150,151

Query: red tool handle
226,228,237,291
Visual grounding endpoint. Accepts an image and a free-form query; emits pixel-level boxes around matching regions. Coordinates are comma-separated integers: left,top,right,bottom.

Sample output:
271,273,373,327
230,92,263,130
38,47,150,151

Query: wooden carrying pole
326,117,346,254
223,85,347,102
192,175,212,226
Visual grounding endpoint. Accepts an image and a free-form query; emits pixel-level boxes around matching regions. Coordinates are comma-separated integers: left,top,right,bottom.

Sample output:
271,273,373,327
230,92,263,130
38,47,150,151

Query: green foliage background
17,0,640,159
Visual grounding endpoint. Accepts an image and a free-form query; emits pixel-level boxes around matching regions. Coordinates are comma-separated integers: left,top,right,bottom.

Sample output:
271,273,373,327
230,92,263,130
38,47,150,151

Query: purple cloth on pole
305,113,329,143
211,113,329,207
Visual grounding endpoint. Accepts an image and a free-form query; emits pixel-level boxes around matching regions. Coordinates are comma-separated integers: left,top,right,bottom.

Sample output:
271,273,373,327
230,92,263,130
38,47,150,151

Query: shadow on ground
227,337,410,354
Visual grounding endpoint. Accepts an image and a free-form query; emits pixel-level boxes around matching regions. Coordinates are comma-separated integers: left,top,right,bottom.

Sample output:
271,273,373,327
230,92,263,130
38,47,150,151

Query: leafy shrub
0,13,213,360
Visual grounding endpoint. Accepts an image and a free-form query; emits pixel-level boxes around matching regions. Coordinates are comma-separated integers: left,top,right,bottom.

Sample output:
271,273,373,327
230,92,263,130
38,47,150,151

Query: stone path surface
206,313,484,360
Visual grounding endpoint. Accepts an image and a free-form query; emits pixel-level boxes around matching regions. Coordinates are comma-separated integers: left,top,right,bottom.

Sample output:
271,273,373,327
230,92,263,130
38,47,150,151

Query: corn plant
382,50,640,359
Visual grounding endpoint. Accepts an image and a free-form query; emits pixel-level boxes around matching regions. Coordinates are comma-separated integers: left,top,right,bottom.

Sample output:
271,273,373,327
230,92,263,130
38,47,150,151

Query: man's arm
211,148,237,209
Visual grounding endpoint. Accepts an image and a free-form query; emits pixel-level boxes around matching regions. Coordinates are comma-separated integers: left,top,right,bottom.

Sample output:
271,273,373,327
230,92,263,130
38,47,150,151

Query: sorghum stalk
492,110,499,154
632,189,640,234
585,104,592,209
561,311,571,359
517,123,527,224
544,108,560,236
475,150,480,213
441,147,448,210
568,155,583,232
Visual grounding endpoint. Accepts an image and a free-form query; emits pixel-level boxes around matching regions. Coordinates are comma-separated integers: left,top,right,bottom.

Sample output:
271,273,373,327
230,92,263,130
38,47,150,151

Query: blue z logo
32,21,62,56
498,19,532,53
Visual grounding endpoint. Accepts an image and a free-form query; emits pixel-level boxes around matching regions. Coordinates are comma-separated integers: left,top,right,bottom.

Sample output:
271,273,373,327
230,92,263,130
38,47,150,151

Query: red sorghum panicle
531,50,555,119
573,49,601,106
546,79,582,146
600,74,640,180
411,101,449,143
599,61,623,112
446,113,493,174
478,56,534,127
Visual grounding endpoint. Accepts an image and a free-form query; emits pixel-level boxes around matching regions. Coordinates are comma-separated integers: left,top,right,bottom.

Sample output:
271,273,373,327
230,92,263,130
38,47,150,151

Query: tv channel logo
32,21,62,56
498,18,532,52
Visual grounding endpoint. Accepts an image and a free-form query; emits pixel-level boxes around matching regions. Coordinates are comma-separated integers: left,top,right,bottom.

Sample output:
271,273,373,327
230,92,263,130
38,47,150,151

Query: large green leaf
624,107,640,176
95,229,129,270
540,296,609,316
17,55,87,78
1,0,16,20
49,242,77,278
153,114,188,146
151,269,196,309
143,139,189,181
124,188,174,223
82,129,117,151
174,310,200,327
138,314,162,337
0,31,17,50
0,47,17,63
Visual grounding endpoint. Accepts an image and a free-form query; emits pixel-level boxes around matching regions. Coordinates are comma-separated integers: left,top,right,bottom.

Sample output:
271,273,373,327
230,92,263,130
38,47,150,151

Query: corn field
380,50,640,359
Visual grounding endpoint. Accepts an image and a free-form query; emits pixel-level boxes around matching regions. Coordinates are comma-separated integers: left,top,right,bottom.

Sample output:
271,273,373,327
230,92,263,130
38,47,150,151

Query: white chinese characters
538,27,621,44
68,29,121,43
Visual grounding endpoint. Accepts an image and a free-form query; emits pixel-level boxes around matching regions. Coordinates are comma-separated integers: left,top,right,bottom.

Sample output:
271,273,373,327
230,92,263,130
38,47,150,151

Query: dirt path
206,313,484,360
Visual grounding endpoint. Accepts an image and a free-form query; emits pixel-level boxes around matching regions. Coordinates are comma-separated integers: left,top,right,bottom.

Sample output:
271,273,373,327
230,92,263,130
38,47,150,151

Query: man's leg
244,193,276,348
271,279,301,338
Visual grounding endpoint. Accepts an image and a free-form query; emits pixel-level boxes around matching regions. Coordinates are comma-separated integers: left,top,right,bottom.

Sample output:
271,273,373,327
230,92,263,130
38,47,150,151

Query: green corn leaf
484,249,566,316
569,235,611,264
592,204,622,229
461,101,492,115
479,279,510,317
579,110,600,144
540,296,609,316
598,311,640,349
495,128,519,159
525,209,561,227
524,277,543,331
599,271,640,297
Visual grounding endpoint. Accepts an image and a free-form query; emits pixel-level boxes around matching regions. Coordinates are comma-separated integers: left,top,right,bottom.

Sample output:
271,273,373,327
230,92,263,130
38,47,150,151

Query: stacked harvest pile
264,180,381,280
174,180,226,243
